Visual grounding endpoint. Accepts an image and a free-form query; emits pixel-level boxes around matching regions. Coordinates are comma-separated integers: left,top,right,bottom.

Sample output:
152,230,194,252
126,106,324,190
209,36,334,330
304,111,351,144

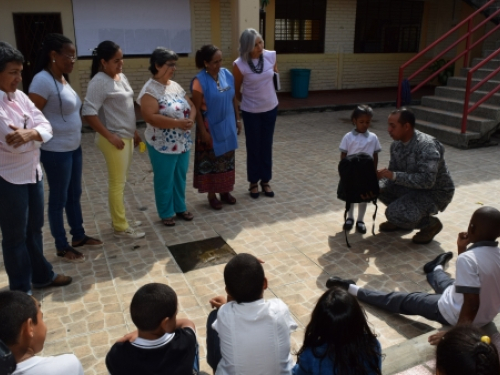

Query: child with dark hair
0,291,84,374
106,283,198,375
338,104,381,234
293,287,382,375
327,206,500,345
436,325,500,375
206,253,297,375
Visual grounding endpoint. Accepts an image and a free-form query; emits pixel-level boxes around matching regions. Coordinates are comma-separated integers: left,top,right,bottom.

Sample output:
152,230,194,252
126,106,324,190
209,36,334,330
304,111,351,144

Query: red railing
397,0,500,133
461,47,500,132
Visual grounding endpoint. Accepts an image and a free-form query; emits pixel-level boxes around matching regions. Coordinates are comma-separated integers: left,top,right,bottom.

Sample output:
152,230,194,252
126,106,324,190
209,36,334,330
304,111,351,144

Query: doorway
13,13,63,92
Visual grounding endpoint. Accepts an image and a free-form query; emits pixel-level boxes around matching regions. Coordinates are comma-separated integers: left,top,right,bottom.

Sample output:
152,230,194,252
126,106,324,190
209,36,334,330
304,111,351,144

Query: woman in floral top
138,48,196,226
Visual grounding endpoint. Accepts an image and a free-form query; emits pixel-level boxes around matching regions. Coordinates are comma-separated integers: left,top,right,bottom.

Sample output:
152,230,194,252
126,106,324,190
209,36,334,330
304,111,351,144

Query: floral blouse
137,79,192,154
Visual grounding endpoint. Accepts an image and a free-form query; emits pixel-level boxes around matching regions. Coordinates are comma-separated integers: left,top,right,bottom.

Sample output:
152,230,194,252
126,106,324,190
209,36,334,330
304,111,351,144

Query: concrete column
231,0,260,59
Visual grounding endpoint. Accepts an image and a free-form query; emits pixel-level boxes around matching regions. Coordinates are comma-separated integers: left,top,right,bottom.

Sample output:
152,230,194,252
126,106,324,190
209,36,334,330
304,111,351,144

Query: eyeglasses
59,53,77,62
166,62,177,68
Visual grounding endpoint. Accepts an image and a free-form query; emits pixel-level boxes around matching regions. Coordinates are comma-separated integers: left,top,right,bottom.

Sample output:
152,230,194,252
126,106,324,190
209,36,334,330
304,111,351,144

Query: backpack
337,152,379,247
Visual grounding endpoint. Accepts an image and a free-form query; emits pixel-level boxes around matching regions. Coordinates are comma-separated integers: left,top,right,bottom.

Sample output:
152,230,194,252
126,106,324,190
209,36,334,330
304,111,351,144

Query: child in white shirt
338,105,381,234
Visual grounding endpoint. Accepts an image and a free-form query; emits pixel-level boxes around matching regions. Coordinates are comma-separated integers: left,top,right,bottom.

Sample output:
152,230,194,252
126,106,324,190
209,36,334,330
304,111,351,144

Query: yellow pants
95,133,133,231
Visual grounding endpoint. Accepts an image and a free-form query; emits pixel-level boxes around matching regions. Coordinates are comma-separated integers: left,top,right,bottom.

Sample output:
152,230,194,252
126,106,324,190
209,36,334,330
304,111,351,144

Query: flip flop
57,247,85,263
162,218,176,227
176,211,194,221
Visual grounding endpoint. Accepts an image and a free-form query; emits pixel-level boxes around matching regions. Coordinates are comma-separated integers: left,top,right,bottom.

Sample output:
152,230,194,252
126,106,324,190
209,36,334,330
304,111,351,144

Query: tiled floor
2,107,500,374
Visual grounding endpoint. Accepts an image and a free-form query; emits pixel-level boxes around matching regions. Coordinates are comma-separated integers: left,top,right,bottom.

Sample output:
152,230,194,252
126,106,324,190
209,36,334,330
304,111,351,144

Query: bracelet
236,120,242,123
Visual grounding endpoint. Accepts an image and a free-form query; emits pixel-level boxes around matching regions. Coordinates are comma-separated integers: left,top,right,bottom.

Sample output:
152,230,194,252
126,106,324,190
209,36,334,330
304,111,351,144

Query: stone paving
1,107,500,374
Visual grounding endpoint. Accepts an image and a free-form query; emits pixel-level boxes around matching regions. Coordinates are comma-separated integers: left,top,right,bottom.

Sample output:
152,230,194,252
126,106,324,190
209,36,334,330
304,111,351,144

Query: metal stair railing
397,0,500,134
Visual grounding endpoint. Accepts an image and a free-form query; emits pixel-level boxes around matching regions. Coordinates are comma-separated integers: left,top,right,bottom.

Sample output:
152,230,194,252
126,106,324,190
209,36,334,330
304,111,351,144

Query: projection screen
72,0,192,56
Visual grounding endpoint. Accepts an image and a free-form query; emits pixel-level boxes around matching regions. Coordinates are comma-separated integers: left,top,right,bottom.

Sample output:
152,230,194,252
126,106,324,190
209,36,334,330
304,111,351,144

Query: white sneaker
114,227,145,239
132,220,142,227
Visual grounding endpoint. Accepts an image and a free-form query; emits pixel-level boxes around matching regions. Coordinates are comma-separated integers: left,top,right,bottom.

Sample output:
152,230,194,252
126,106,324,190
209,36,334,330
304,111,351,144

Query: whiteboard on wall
72,0,192,56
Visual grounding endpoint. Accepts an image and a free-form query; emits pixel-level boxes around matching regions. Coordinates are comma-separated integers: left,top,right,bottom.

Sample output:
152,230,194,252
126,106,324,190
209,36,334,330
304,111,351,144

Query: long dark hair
90,40,120,78
33,33,73,76
34,33,74,121
296,287,382,375
436,325,500,375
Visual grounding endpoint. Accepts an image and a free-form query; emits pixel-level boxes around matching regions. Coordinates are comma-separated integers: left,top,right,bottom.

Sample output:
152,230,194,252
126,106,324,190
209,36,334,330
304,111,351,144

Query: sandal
208,196,223,210
249,183,259,199
220,193,236,205
260,182,275,198
161,218,176,227
57,247,85,263
71,235,103,248
176,211,194,221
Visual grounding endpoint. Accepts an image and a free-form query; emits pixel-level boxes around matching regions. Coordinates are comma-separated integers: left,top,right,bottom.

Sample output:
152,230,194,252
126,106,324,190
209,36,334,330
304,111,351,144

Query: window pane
354,0,424,54
274,0,326,53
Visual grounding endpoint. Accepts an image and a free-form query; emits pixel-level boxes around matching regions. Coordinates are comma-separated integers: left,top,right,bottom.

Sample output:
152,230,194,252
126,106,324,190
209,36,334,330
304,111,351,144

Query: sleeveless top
233,49,278,113
192,68,238,156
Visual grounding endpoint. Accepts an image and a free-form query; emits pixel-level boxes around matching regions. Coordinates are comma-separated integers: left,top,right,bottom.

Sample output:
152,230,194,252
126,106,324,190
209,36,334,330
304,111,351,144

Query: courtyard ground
1,107,499,374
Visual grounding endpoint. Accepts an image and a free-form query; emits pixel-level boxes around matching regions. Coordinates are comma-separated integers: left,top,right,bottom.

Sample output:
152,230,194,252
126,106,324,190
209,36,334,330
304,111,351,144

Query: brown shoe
412,217,443,244
34,274,73,289
379,221,402,232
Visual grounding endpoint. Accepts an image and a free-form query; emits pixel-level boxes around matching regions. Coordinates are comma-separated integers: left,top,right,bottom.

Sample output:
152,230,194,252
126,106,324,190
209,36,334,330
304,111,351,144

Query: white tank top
234,50,278,113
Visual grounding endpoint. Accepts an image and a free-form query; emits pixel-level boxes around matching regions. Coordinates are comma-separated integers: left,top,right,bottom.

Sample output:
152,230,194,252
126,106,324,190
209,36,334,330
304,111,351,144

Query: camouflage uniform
379,130,455,229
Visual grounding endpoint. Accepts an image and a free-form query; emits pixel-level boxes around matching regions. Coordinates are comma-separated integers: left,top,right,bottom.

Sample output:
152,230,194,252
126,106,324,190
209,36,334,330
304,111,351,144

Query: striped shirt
0,90,53,184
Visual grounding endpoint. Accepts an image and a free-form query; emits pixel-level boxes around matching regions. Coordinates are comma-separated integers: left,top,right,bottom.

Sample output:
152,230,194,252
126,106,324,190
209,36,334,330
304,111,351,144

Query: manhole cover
168,237,236,273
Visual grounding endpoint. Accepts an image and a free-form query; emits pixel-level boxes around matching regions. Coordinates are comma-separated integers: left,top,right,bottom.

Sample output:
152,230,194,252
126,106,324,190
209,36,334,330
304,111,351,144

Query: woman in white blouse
138,48,196,226
82,41,144,239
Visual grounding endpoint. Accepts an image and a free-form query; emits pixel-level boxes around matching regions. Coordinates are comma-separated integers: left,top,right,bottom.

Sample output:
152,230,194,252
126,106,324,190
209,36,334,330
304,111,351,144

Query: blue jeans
241,106,278,183
0,176,55,293
41,147,85,250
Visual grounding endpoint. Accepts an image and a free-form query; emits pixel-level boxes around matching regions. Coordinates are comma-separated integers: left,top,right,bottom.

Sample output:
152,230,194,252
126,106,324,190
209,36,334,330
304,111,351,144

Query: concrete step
414,119,482,149
460,67,500,80
471,57,500,70
435,86,500,106
420,96,500,121
483,49,498,58
447,76,500,92
411,105,497,133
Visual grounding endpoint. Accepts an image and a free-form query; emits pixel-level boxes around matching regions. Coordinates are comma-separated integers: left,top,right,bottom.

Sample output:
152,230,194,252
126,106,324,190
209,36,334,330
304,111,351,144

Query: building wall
2,0,494,98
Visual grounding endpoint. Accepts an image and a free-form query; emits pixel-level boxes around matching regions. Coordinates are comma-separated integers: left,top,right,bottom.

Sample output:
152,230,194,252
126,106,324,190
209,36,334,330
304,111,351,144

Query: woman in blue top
29,34,103,263
293,287,382,375
191,45,241,210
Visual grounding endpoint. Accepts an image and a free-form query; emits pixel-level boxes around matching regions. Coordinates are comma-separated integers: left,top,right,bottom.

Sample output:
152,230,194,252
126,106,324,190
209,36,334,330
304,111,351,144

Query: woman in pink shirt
0,42,72,294
233,28,278,199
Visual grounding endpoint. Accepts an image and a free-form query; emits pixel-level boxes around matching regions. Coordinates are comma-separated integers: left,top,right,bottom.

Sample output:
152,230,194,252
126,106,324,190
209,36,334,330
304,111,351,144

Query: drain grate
168,237,236,273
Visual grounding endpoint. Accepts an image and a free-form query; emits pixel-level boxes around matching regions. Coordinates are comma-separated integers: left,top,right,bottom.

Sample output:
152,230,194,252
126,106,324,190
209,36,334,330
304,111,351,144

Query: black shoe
249,183,259,199
423,252,453,274
356,221,366,234
326,276,356,290
343,219,354,231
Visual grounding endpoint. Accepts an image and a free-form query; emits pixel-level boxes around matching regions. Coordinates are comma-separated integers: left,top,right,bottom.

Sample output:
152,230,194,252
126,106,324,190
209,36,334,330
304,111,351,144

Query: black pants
241,106,278,184
357,269,454,325
206,309,222,372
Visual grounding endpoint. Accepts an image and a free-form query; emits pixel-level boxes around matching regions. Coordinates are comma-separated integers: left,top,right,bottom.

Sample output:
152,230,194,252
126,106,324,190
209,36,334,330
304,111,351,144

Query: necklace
206,70,221,89
248,54,264,74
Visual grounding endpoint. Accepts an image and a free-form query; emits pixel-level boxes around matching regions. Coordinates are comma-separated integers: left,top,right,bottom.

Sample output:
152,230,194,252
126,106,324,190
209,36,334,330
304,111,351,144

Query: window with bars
354,0,424,53
274,0,327,54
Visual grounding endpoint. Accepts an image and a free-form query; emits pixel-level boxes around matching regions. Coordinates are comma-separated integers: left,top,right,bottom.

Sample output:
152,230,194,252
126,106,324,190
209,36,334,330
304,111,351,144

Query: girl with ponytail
29,33,102,263
436,325,500,375
293,287,382,375
82,41,144,239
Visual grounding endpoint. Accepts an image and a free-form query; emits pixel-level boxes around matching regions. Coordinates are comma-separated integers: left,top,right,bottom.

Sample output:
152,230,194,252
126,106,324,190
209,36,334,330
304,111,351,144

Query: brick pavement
1,107,500,374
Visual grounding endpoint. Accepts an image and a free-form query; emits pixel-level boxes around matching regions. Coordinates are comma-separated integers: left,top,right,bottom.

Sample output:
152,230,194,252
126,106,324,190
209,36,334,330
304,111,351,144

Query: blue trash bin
290,69,311,98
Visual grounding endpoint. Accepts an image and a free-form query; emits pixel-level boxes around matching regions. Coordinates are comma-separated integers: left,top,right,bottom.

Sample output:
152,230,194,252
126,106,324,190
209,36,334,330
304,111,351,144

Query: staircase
398,0,500,149
412,42,500,149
